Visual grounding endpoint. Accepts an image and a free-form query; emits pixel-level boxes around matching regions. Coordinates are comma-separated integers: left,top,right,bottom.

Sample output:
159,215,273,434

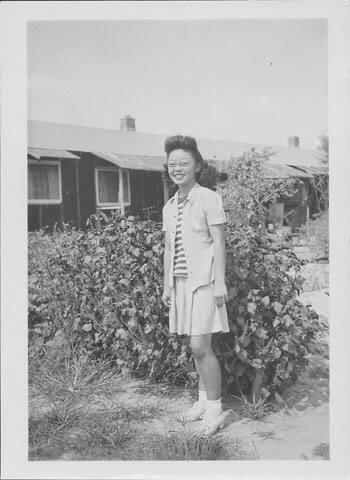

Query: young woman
161,135,230,435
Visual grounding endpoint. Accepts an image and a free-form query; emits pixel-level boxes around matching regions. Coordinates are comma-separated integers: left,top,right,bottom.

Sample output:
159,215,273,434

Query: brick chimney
120,115,136,132
288,135,300,148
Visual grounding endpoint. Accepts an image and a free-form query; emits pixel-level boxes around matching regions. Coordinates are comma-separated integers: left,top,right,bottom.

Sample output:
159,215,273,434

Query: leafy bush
29,150,321,398
213,223,319,396
213,151,320,396
28,218,195,386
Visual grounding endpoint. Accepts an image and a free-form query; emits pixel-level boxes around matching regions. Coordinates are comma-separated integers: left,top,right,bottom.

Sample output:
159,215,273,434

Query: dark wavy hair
164,135,205,174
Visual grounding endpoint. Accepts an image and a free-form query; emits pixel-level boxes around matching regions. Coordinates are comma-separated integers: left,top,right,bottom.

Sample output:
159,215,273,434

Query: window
95,168,130,207
98,169,119,204
28,161,61,204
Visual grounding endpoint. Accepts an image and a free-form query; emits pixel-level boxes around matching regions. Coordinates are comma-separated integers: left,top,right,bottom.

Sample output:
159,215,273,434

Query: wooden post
142,173,145,212
59,202,64,230
251,369,264,403
118,167,125,215
75,158,81,229
57,158,64,230
38,205,42,230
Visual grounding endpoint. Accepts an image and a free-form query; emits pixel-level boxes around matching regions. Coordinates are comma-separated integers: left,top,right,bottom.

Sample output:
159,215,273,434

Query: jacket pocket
190,214,208,233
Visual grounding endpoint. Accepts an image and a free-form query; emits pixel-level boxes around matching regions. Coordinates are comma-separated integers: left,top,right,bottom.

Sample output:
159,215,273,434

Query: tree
317,132,329,164
217,149,298,233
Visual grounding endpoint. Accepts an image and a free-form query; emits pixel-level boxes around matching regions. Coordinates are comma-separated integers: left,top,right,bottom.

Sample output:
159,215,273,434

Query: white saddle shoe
193,409,232,436
183,401,206,422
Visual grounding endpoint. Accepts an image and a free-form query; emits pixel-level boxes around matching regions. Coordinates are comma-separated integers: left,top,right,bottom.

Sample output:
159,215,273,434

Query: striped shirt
173,195,188,277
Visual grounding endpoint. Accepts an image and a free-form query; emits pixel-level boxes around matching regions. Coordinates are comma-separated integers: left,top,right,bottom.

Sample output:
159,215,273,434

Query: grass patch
29,402,243,461
121,429,228,460
29,351,250,461
77,410,134,451
29,352,163,460
29,402,85,460
29,352,121,403
29,402,82,448
88,398,161,423
29,401,139,460
234,392,276,421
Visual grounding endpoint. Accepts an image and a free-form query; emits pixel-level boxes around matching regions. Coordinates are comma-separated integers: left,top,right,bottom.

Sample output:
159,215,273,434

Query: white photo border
1,1,350,479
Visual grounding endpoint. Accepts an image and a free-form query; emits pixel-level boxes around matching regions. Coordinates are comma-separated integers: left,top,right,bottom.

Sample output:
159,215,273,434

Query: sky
28,20,327,150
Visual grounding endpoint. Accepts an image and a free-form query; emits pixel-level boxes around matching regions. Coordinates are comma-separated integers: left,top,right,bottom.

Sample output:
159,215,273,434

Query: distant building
28,117,327,231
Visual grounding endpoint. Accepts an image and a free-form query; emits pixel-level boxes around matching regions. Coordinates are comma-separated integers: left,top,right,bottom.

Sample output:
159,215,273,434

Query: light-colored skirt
169,276,230,336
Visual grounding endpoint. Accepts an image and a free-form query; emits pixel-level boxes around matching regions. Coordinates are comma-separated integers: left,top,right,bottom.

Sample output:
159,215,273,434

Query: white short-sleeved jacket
162,182,227,292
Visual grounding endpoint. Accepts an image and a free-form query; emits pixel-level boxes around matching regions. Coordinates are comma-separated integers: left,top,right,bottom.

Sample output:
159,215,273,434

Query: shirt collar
170,182,199,206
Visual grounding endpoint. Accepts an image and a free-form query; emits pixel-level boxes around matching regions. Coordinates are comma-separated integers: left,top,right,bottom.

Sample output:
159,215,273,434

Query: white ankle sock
198,389,207,404
205,398,222,414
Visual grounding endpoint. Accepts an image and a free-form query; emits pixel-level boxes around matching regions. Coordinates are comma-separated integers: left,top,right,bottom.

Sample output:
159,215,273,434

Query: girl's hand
213,282,228,308
161,287,172,307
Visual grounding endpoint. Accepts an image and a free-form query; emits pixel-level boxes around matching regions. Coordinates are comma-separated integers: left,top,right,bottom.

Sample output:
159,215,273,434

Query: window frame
28,159,62,205
94,166,131,209
121,169,131,205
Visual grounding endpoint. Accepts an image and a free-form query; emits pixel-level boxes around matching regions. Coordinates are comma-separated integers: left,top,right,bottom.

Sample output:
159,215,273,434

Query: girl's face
167,149,200,188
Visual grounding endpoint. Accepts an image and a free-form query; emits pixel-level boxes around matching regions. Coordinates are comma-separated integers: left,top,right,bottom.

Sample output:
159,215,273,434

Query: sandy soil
300,263,329,293
105,346,329,460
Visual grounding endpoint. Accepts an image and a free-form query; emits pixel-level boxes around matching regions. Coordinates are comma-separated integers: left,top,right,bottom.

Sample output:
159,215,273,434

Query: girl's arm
209,224,228,308
162,231,172,307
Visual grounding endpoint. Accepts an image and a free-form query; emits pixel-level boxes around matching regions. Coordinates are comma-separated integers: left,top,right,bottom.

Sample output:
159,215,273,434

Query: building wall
62,159,79,226
28,204,62,231
129,170,164,221
76,154,98,228
28,155,97,231
28,157,77,231
28,154,165,230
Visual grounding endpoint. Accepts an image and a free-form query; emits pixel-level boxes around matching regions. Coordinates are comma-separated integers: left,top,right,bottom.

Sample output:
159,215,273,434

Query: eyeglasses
168,162,192,170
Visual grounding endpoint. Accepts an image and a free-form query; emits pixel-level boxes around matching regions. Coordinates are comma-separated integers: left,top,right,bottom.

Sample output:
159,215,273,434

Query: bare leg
194,357,205,392
186,335,204,393
190,334,221,401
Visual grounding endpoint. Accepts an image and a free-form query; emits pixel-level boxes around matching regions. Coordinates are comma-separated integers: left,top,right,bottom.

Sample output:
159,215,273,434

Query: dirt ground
97,273,330,461
29,341,329,461
89,343,328,461
29,262,329,461
121,264,330,461
300,262,329,294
